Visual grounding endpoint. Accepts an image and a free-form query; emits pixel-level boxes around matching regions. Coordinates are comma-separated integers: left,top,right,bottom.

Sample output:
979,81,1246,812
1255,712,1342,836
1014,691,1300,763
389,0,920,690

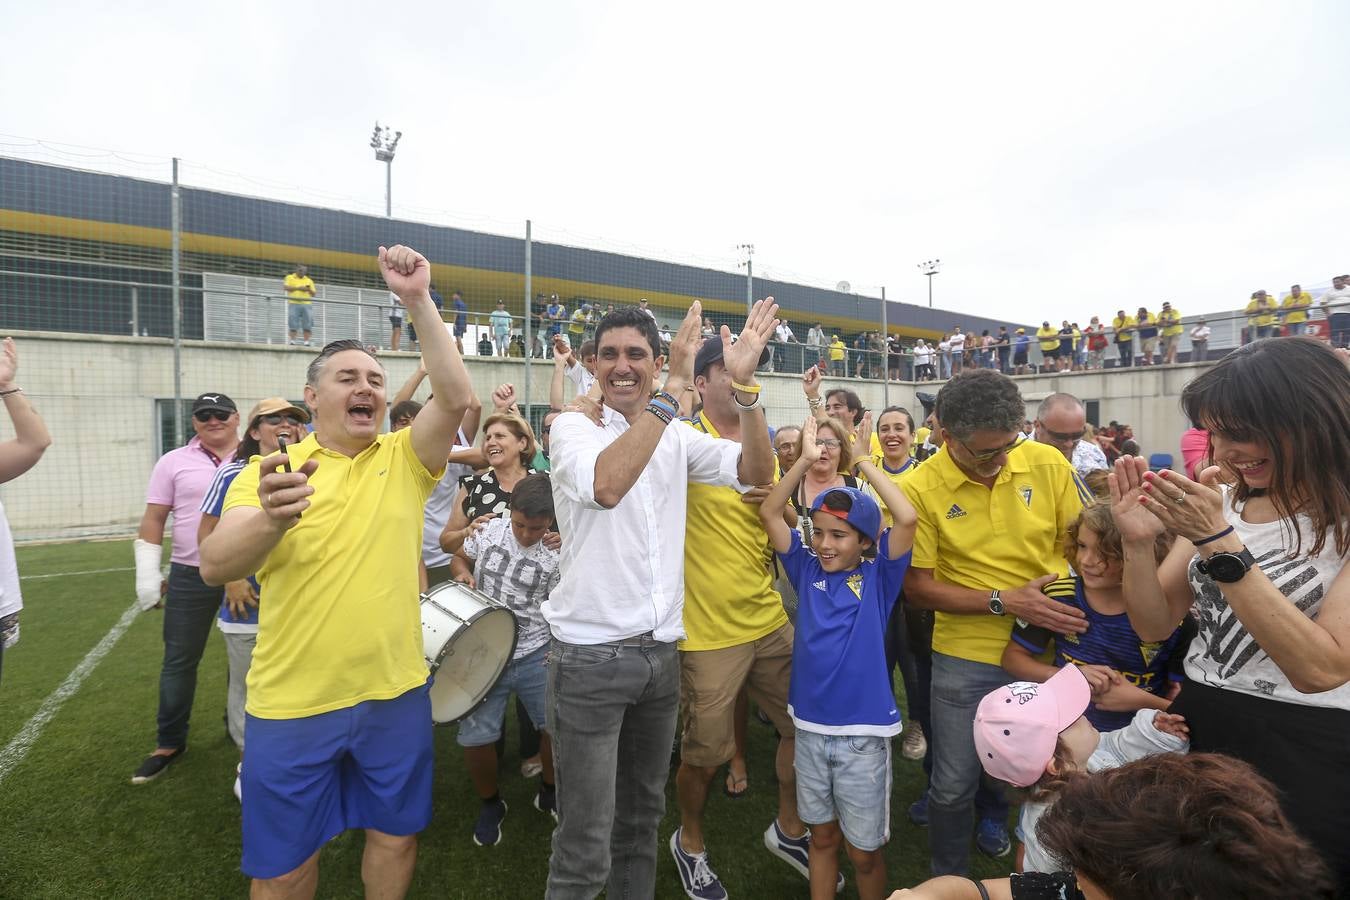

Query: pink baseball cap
973,665,1091,787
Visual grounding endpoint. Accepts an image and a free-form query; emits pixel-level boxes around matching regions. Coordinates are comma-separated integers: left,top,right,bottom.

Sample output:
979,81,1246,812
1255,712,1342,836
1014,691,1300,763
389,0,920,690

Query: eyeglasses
1039,425,1085,443
194,410,233,423
260,414,305,427
957,435,1023,462
815,439,842,450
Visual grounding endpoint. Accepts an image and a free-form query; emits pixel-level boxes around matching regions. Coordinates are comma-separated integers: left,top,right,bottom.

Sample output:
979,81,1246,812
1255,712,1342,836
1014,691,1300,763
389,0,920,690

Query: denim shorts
241,680,433,879
456,644,548,747
287,303,313,331
794,729,892,851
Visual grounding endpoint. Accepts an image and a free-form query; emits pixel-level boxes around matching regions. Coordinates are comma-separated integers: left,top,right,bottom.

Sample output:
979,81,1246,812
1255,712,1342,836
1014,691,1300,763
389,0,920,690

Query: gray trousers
545,637,679,900
222,630,256,751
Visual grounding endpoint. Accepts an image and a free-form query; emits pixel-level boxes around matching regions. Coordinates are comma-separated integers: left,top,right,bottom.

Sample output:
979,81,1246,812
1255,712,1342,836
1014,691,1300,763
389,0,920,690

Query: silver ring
1174,493,1186,505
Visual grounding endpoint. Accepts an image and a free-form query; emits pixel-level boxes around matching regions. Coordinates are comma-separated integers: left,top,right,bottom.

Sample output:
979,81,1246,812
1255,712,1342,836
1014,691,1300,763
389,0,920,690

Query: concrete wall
0,331,1209,541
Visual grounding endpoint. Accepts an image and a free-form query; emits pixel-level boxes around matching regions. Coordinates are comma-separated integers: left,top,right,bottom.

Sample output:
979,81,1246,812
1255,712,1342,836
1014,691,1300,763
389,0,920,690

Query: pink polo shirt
146,436,229,567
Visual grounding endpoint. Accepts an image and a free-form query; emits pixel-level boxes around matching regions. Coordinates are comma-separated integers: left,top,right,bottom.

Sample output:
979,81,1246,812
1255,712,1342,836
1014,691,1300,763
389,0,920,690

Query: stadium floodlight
917,259,941,308
737,243,755,313
370,122,403,218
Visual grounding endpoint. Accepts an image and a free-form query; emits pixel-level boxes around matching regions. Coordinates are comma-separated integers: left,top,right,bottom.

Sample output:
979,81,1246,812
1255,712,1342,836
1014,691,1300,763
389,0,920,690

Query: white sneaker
233,762,242,802
901,722,927,760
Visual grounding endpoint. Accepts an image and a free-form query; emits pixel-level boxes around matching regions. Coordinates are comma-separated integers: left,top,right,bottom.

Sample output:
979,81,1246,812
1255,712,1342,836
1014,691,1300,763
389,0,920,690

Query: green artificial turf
0,539,1011,898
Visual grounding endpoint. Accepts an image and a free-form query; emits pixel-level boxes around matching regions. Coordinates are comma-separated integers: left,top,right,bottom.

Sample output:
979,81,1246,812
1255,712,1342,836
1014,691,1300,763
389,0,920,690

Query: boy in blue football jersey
760,414,917,900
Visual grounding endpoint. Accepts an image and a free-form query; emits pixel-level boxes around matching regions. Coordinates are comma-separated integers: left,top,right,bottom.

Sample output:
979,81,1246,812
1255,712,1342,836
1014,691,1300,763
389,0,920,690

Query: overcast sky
5,1,1348,325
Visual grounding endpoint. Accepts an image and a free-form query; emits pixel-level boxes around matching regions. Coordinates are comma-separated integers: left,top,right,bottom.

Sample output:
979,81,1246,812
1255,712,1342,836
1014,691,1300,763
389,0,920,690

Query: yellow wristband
731,380,761,395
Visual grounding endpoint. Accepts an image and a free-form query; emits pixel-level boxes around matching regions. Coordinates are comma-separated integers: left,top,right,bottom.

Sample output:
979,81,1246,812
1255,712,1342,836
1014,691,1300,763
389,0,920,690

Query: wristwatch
1197,546,1258,583
988,589,1005,616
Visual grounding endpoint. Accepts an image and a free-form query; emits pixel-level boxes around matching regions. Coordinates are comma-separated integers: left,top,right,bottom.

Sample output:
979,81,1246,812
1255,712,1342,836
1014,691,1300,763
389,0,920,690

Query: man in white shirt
948,327,966,375
773,320,797,373
1322,275,1350,348
806,322,827,367
1189,318,1212,363
1032,393,1108,476
545,300,778,899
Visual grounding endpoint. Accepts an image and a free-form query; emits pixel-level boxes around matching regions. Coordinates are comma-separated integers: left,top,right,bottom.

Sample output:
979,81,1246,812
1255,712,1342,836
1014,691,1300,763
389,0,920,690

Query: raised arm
549,350,570,411
1110,457,1197,641
720,297,780,486
0,339,52,484
380,245,471,473
760,418,818,553
391,359,428,409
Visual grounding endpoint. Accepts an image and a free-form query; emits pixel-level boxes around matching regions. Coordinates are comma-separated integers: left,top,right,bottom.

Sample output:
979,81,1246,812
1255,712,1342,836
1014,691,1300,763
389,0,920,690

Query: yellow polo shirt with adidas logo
223,427,442,718
681,412,786,651
902,439,1088,666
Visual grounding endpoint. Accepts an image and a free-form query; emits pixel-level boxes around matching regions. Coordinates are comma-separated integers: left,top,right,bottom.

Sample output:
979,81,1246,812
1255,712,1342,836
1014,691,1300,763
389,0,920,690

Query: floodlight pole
918,259,942,308
738,243,754,314
371,123,402,218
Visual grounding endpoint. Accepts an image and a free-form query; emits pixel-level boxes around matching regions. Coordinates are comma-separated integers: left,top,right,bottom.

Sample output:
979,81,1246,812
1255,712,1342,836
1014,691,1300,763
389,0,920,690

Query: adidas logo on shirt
945,504,967,520
813,579,828,591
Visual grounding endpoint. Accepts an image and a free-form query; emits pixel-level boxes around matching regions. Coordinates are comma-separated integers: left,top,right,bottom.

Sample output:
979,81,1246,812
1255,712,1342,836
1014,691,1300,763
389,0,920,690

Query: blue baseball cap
809,486,882,542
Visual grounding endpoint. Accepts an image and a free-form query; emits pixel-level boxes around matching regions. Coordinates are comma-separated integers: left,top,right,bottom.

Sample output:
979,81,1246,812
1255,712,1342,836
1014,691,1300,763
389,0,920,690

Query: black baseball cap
694,336,770,377
192,393,237,415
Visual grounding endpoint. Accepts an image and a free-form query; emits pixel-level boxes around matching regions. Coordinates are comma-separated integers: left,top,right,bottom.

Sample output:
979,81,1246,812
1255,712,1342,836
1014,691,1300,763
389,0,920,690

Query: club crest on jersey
1139,640,1163,666
945,504,967,520
1019,485,1033,508
845,572,864,601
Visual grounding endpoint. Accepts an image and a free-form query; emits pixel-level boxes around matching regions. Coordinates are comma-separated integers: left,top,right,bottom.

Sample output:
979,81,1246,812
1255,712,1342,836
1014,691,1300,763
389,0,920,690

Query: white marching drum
420,581,518,724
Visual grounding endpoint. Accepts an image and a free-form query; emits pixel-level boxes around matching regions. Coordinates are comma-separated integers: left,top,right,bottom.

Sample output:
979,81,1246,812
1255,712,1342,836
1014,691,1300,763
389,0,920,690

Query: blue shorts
287,303,313,332
794,729,892,851
241,681,434,879
456,644,548,747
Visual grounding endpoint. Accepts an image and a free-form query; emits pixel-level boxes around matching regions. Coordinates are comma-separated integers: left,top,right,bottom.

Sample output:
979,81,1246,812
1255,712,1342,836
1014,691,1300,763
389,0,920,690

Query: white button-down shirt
545,405,745,644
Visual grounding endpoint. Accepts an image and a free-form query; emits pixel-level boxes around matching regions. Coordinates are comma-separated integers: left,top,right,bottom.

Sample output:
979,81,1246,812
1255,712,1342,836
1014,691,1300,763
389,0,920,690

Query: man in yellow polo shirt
670,336,824,897
1034,322,1059,374
1157,301,1183,364
201,244,471,899
284,264,317,347
1281,283,1312,336
901,369,1089,877
1111,309,1135,368
1252,290,1278,339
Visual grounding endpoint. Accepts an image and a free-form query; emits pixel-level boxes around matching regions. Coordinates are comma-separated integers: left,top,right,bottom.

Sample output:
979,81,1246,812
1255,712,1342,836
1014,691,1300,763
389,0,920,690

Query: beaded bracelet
1192,524,1235,547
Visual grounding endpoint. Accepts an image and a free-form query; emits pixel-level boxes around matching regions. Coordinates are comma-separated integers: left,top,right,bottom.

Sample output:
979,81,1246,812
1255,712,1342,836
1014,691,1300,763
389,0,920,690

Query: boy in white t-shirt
451,473,561,847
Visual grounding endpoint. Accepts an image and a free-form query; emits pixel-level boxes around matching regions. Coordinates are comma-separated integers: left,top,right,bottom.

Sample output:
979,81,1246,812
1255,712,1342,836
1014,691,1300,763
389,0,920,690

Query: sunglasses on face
194,410,232,423
957,435,1023,462
1041,427,1085,443
260,414,304,427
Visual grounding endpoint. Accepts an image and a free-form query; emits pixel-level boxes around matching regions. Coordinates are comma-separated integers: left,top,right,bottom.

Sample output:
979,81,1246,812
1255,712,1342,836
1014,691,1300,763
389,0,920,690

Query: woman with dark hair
1110,337,1350,893
893,752,1337,900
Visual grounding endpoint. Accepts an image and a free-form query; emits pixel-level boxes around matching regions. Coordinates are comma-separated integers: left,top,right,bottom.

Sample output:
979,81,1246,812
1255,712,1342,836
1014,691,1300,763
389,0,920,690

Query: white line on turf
0,601,141,787
20,566,134,580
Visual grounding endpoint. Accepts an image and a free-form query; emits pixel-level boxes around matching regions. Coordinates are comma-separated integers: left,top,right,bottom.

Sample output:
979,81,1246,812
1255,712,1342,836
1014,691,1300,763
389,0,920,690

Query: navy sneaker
976,816,1011,858
669,828,728,900
908,793,929,827
533,786,558,823
130,748,185,785
763,820,844,893
472,798,508,847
